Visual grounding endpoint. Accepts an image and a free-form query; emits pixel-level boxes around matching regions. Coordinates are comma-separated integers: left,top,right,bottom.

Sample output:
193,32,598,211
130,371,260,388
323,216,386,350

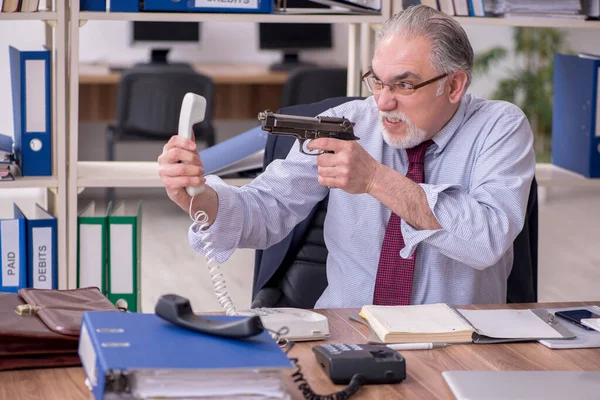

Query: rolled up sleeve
188,145,328,263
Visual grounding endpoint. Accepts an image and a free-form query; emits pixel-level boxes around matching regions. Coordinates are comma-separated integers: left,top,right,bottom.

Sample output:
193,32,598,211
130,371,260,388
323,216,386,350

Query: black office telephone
313,343,406,385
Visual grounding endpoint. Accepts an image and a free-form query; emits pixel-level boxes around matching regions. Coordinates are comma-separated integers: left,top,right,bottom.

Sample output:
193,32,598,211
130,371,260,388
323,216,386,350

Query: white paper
32,226,52,289
110,224,133,293
1,219,20,287
363,304,473,333
458,309,563,339
79,324,98,387
79,224,103,288
25,59,47,133
194,0,258,9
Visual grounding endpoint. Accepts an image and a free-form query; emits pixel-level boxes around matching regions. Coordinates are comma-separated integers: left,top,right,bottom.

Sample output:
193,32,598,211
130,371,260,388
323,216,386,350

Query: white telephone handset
178,93,207,197
179,93,329,342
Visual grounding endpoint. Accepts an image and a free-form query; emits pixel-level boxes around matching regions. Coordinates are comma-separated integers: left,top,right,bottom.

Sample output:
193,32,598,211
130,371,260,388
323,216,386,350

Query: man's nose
376,87,397,112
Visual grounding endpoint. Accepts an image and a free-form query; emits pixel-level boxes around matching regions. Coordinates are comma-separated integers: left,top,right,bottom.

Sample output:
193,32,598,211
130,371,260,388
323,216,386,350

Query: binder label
110,224,133,294
1,220,20,287
79,225,104,289
32,227,52,289
25,59,47,133
194,0,258,9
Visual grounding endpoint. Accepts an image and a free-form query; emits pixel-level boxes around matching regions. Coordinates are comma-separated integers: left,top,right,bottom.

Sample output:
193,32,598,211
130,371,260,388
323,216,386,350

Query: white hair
376,5,474,91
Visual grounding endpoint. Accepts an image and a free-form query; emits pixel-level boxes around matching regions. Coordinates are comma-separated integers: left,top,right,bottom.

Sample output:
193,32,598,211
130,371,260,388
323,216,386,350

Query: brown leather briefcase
0,287,118,371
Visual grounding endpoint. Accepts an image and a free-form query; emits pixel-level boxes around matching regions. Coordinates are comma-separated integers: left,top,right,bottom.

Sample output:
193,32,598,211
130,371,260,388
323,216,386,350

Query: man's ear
448,71,468,104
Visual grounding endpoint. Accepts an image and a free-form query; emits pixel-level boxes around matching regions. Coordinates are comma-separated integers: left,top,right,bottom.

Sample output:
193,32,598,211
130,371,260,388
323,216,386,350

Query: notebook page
458,309,563,339
363,304,473,333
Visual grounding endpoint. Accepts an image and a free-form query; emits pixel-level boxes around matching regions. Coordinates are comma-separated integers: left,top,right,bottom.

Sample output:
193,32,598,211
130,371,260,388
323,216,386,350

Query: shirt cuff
399,183,456,258
187,175,244,264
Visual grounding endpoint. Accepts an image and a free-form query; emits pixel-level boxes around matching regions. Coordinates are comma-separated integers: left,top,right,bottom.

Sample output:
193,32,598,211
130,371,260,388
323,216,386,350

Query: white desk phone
176,93,330,342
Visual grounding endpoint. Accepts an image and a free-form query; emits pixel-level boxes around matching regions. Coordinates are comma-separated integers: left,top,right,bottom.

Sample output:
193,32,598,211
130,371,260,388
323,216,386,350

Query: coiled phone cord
188,196,289,345
189,196,237,317
188,196,365,399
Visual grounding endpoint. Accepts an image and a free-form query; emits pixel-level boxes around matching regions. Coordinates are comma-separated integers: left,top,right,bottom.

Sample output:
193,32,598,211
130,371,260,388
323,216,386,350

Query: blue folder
9,46,52,177
80,0,139,11
79,311,293,399
143,0,273,13
14,204,58,290
200,125,268,176
552,53,600,178
0,205,27,293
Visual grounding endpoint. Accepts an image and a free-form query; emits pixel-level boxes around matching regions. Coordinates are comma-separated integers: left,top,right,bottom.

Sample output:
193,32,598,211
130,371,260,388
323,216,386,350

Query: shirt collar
430,93,470,154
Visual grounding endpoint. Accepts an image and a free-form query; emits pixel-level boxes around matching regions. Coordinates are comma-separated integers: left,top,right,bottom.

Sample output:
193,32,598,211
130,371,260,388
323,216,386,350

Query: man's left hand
307,138,381,194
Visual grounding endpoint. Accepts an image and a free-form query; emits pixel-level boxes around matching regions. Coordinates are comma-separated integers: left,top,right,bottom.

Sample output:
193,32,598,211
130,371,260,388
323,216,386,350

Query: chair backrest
281,67,348,108
114,65,215,141
251,97,539,308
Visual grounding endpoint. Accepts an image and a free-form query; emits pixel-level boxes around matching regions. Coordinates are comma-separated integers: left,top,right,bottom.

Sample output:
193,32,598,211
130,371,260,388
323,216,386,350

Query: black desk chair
251,97,538,309
280,67,348,108
106,65,216,162
105,65,215,202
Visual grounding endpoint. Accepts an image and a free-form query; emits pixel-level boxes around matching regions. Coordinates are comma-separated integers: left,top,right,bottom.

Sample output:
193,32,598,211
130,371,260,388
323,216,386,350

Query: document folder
14,204,58,290
77,202,111,295
9,46,52,177
0,205,27,293
107,201,141,312
79,311,293,400
200,125,268,177
552,53,600,178
143,0,273,13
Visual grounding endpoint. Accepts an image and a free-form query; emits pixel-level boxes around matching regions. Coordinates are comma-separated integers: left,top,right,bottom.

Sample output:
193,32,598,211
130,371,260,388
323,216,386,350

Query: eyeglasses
362,71,449,96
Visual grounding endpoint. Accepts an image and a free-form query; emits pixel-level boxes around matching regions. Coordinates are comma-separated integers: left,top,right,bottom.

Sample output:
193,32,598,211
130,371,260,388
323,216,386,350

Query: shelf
77,161,250,188
0,176,58,188
77,161,598,188
454,16,600,29
372,17,600,31
535,163,600,187
78,11,384,23
0,12,57,21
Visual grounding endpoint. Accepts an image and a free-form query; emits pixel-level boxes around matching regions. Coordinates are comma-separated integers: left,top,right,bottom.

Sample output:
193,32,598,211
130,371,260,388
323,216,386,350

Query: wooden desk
2,302,600,400
78,63,289,121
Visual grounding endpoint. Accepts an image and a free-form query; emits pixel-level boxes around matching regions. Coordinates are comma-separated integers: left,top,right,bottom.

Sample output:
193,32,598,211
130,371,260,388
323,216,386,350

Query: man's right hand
158,134,206,212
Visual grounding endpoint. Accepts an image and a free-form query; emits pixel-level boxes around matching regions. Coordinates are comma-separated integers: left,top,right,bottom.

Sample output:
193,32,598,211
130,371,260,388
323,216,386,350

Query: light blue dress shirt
189,94,535,308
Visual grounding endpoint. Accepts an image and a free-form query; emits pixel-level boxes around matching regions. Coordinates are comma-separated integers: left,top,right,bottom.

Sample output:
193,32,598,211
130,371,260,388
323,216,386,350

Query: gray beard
379,112,429,149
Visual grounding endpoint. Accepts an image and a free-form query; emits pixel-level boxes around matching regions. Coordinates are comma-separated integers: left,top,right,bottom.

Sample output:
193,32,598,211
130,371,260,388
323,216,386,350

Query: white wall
0,21,46,138
79,21,349,66
3,20,600,138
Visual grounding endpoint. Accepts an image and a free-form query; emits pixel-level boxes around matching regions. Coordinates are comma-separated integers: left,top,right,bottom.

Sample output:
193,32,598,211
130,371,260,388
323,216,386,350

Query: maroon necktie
372,139,433,306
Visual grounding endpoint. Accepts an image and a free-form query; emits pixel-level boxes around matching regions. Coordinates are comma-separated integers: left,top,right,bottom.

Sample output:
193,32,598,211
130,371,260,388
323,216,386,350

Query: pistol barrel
258,110,359,141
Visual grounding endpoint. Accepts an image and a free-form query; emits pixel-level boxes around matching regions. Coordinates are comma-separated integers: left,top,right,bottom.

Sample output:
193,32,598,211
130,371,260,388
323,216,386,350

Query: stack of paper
0,134,18,181
485,0,584,18
360,303,475,343
360,304,576,344
131,370,289,399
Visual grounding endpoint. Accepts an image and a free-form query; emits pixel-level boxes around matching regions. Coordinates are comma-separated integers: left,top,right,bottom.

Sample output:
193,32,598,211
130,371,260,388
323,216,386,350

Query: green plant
473,27,570,162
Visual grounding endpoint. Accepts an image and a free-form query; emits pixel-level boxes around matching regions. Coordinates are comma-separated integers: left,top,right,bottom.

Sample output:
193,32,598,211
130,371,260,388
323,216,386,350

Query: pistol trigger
299,139,307,154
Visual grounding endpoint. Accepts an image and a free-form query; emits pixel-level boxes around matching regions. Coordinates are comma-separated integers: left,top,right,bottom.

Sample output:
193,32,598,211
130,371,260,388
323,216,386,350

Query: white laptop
443,371,600,400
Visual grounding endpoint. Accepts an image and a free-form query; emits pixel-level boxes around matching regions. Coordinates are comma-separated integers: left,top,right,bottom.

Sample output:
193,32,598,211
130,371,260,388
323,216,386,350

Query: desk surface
2,301,599,400
79,63,289,85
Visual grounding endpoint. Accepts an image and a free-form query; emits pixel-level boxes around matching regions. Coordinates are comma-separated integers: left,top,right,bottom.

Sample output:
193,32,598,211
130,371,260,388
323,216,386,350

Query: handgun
257,110,359,155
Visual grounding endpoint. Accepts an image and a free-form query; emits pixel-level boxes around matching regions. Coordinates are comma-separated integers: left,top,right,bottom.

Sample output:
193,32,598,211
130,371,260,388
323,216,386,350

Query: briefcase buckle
15,304,41,316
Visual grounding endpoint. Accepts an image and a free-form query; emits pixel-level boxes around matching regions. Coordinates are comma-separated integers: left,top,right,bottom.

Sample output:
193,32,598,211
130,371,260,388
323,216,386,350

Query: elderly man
157,5,535,308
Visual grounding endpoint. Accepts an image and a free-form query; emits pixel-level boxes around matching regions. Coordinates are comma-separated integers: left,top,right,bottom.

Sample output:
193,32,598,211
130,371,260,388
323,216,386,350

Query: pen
386,342,452,350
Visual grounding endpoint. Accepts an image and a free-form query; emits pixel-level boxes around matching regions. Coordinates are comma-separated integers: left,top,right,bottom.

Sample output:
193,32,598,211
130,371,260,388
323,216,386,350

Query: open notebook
359,304,575,344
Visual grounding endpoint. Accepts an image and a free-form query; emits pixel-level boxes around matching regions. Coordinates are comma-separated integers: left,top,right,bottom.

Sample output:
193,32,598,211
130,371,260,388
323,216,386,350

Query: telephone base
238,307,330,342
